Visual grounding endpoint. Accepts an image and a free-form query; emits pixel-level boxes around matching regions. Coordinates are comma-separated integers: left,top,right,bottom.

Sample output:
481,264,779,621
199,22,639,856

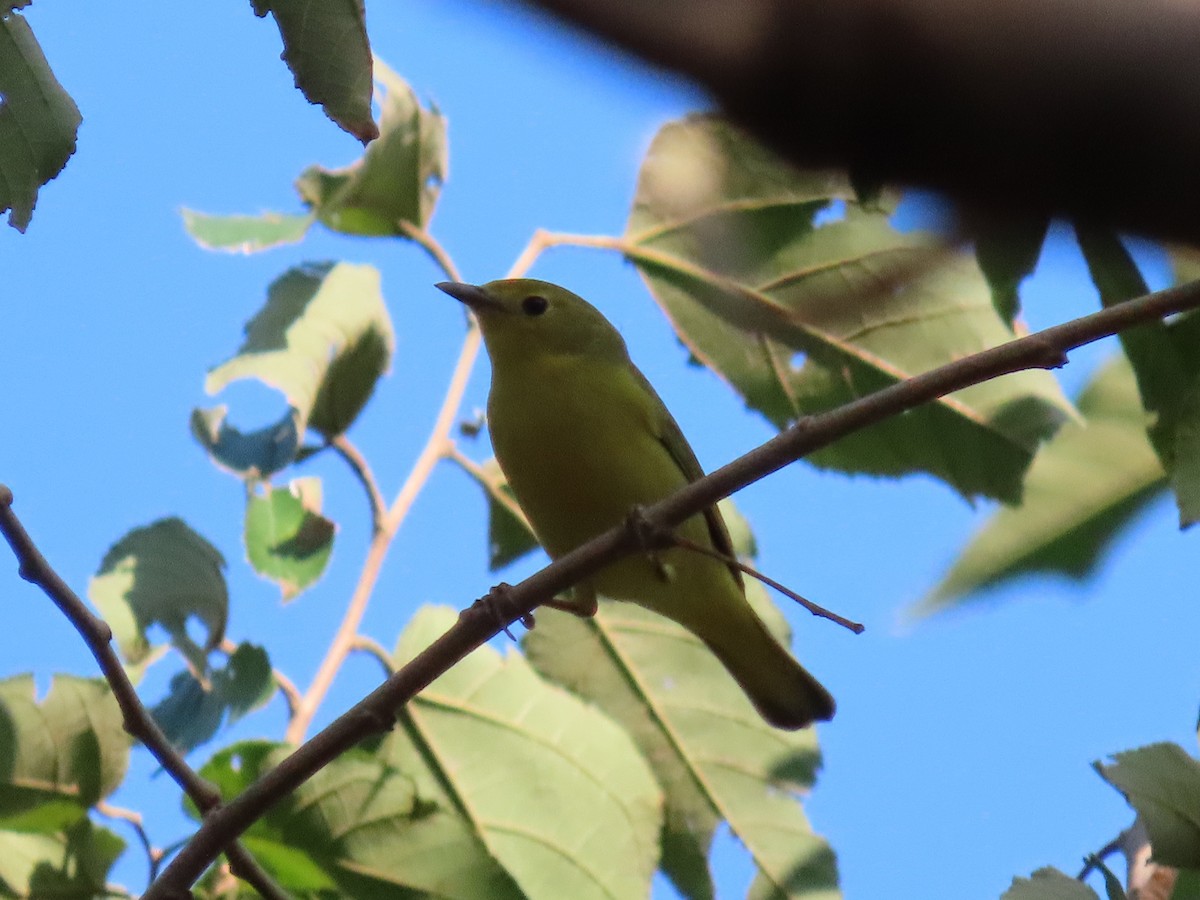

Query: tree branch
514,0,1200,244
144,276,1200,898
0,488,290,900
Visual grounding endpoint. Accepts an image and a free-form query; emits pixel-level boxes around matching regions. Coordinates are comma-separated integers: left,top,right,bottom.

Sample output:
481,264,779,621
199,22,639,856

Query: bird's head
437,279,629,364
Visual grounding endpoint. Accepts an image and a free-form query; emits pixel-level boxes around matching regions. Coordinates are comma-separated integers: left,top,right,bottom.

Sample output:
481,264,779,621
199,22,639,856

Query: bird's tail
700,608,835,730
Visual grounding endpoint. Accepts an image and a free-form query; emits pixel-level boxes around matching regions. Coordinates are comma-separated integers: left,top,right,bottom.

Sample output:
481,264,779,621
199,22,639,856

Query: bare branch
144,276,1200,898
0,488,289,900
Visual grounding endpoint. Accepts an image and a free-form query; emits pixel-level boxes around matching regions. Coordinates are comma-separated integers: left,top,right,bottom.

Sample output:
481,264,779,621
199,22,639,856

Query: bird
437,278,835,730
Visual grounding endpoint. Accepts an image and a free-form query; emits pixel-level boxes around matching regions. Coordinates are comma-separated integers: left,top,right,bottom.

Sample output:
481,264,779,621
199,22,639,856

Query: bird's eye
521,295,549,316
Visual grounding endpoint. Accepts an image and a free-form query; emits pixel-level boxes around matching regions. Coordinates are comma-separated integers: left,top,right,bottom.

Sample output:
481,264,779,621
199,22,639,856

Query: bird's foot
474,582,536,640
625,505,672,582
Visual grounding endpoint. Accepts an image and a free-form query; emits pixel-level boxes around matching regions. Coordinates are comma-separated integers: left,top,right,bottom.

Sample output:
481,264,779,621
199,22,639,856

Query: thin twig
144,275,1200,899
1078,838,1122,880
0,488,289,900
444,443,533,531
331,434,387,532
397,221,463,282
350,635,396,675
670,533,865,633
96,801,163,884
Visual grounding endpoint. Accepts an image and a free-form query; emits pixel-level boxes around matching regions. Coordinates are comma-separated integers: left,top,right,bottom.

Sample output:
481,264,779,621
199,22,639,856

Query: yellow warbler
439,278,834,729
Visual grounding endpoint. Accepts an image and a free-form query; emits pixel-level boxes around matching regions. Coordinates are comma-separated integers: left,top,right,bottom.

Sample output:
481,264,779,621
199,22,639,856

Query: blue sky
3,2,1196,897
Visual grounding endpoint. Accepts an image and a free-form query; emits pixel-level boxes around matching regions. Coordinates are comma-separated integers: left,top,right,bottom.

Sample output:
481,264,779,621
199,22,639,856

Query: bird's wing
630,365,745,589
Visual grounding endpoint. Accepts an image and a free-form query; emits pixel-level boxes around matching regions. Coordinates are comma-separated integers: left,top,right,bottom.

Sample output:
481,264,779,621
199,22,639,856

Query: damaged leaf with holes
192,261,394,478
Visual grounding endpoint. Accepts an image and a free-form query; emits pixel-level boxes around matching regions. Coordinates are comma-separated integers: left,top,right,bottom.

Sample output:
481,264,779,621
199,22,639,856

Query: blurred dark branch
518,0,1200,243
146,276,1200,897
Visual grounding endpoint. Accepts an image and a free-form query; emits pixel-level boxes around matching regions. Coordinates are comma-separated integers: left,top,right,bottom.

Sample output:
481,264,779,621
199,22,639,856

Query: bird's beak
436,281,502,312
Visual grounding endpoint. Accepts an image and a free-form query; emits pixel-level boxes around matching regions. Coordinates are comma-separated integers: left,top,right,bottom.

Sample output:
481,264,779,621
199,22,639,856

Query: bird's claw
476,582,535,640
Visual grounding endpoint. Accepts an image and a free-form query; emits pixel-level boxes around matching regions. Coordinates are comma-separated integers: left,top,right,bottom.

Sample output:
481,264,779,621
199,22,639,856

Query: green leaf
454,456,539,570
387,606,663,900
151,643,274,754
1097,744,1200,869
0,10,81,231
296,60,447,236
525,594,836,900
244,478,335,600
917,355,1165,613
0,675,129,826
0,819,126,899
197,740,522,899
250,0,377,143
1170,868,1200,900
1078,228,1200,525
969,211,1050,324
1002,867,1100,899
88,518,227,674
194,260,394,476
626,115,1073,503
181,209,315,253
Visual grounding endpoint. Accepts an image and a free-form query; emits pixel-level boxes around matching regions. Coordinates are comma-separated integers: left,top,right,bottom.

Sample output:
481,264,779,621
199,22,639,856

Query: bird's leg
541,584,599,618
625,505,673,582
472,582,537,639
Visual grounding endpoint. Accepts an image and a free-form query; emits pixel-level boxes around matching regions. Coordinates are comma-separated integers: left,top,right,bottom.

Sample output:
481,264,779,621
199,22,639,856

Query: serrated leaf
1002,867,1100,899
0,11,81,231
525,595,837,900
387,605,663,900
918,355,1166,613
244,478,335,600
626,115,1074,503
197,740,522,899
969,211,1050,323
0,819,126,898
1097,744,1200,869
296,60,447,236
195,261,394,476
151,643,274,754
0,675,129,825
89,518,227,674
1079,229,1200,525
250,0,376,143
181,209,314,253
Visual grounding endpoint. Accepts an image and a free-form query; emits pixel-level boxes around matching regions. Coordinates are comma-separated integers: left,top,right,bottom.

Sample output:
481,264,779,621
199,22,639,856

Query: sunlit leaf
626,115,1073,503
181,209,314,253
526,589,836,900
89,518,227,674
194,261,394,476
0,675,129,826
244,478,335,600
0,10,80,231
0,819,126,899
250,0,377,143
388,606,663,900
296,61,447,236
918,355,1165,613
1097,744,1200,869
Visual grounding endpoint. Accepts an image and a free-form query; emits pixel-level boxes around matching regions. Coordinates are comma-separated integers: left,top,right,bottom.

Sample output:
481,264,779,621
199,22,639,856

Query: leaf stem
331,434,387,532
